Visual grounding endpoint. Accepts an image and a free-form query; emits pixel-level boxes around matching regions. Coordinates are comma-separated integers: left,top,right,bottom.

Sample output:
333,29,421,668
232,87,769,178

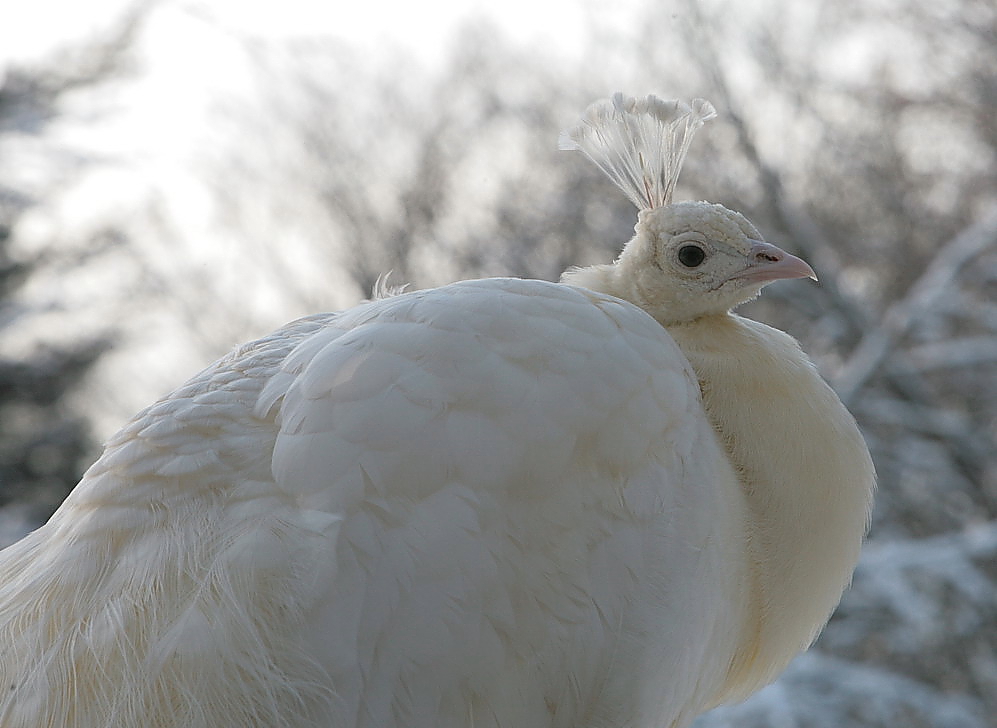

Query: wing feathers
0,277,728,728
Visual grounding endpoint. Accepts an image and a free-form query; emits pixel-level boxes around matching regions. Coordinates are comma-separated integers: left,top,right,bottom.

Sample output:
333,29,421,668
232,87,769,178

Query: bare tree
0,6,149,516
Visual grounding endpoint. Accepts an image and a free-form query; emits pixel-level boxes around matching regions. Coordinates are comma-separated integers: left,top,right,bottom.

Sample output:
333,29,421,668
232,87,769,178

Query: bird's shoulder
64,277,706,523
262,278,704,499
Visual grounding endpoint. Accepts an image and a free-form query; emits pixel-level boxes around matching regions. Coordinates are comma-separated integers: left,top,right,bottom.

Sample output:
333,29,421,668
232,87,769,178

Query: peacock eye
677,244,707,268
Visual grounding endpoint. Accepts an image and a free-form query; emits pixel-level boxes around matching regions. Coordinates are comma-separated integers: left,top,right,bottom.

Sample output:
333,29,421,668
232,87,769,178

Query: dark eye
677,244,706,268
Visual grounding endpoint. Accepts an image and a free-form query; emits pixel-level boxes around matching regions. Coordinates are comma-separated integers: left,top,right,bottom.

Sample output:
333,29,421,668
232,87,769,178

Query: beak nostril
738,241,817,283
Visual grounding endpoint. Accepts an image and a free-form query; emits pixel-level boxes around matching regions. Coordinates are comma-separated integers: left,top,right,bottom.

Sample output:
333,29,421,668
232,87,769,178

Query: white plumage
0,94,874,728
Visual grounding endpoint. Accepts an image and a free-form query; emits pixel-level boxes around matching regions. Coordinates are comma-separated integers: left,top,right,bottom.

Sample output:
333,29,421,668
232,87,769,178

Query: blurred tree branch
834,208,997,404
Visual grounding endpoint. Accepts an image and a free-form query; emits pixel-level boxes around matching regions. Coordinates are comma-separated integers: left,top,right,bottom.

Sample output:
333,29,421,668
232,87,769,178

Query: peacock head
617,199,815,323
560,93,815,325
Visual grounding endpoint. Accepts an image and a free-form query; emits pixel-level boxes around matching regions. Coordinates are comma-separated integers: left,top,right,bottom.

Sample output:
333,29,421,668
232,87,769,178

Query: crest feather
559,93,716,210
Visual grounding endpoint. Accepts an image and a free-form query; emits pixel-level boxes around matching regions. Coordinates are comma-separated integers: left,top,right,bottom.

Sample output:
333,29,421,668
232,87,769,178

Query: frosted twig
833,208,997,404
907,337,997,372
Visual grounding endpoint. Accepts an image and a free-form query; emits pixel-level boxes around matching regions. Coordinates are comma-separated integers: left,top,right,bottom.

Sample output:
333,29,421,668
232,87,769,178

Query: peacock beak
727,241,818,285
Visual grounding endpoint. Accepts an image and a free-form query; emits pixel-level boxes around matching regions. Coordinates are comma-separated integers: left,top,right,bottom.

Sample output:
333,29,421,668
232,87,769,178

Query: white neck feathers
666,314,874,700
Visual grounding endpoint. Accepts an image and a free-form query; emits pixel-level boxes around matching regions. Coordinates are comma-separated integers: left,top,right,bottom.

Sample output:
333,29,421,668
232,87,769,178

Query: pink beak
728,241,817,284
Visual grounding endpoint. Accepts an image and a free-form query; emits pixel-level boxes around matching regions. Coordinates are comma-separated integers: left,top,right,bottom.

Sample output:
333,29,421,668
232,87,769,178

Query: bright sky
205,0,645,64
1,0,642,69
214,0,585,48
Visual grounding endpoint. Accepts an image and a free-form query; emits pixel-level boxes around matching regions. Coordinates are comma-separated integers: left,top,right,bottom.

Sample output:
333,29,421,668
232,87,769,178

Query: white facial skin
607,201,815,325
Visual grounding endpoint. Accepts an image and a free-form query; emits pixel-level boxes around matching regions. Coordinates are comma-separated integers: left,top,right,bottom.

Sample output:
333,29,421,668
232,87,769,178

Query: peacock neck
665,313,875,702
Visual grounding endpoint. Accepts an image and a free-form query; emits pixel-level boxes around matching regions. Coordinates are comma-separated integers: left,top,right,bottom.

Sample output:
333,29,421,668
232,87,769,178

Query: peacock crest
559,93,716,210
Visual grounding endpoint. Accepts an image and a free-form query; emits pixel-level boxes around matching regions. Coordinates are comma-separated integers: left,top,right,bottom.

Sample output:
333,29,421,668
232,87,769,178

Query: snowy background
1,0,995,725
